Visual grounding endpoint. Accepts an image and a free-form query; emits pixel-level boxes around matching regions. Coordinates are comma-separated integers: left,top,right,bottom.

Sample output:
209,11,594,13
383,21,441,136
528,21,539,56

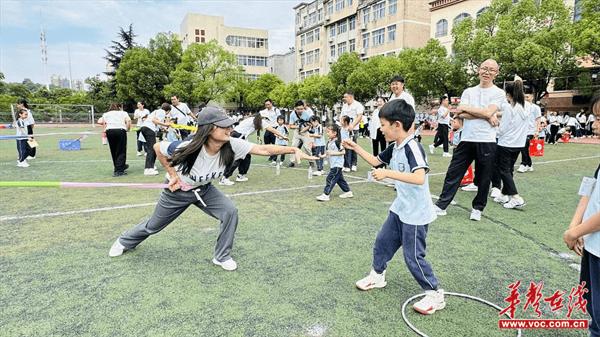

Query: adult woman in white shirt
133,101,150,156
368,96,387,156
98,103,131,176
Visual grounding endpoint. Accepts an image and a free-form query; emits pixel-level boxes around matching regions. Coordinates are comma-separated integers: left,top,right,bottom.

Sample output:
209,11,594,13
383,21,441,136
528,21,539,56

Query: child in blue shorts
343,98,445,315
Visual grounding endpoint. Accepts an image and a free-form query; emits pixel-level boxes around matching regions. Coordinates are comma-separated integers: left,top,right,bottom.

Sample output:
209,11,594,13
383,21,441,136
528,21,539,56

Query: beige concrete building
269,49,297,83
294,0,431,81
180,13,269,80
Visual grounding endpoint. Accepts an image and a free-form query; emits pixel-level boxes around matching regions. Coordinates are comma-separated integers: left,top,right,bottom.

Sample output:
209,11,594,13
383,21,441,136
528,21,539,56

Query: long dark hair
169,124,235,175
505,79,525,107
327,123,342,150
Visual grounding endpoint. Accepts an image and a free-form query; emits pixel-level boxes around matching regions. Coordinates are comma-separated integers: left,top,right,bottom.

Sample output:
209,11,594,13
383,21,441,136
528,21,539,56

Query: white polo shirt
459,84,506,143
389,91,415,109
100,110,130,130
526,102,542,135
340,100,364,131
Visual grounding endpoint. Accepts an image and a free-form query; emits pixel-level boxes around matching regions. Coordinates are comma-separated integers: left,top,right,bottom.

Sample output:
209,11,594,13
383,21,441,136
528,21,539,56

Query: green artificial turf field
1,126,598,337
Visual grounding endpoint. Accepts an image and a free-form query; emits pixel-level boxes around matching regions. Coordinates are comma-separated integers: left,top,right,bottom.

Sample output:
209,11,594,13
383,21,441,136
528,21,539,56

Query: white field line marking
0,181,369,222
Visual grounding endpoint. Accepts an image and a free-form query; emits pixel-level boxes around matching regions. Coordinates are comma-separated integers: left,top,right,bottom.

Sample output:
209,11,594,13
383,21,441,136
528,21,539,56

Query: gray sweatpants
118,183,238,262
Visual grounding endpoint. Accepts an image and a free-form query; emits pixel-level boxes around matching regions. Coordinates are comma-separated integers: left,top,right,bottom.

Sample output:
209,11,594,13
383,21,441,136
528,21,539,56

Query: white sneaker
434,205,447,216
527,166,534,172
212,258,237,271
108,239,126,257
503,196,526,209
493,194,509,204
270,161,277,166
517,165,527,173
136,151,144,156
470,209,482,221
461,183,478,192
413,289,446,315
219,177,235,186
316,194,330,201
339,191,354,198
355,270,387,291
236,174,248,182
17,161,29,168
442,152,452,158
144,168,159,176
26,156,35,160
351,165,357,172
429,144,435,154
313,170,324,176
490,187,502,199
342,167,351,172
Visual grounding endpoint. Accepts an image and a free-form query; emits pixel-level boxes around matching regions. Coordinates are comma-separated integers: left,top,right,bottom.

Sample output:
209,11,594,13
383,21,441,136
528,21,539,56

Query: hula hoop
401,292,522,337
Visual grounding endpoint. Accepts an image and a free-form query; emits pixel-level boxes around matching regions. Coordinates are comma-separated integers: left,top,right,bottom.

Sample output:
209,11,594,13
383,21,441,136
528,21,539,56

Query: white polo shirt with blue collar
377,135,437,226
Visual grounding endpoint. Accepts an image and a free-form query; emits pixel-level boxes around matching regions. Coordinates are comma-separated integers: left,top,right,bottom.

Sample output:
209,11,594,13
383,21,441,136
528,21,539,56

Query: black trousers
324,167,350,195
549,125,559,144
371,128,387,156
264,130,277,161
433,124,449,153
140,127,157,169
106,129,127,173
26,125,36,158
136,130,143,152
491,145,521,196
224,131,251,178
436,141,497,211
519,135,533,167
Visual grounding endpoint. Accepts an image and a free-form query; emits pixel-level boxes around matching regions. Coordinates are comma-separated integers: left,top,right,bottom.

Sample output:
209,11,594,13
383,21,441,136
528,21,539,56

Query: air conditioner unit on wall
359,48,366,55
360,25,367,31
325,16,330,22
328,57,335,63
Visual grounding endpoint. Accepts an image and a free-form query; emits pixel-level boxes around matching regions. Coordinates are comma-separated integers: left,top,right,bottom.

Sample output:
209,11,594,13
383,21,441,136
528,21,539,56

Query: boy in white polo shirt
343,99,445,315
563,94,600,337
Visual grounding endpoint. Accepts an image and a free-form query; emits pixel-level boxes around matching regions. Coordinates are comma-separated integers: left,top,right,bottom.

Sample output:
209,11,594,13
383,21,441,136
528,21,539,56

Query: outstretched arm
342,139,381,167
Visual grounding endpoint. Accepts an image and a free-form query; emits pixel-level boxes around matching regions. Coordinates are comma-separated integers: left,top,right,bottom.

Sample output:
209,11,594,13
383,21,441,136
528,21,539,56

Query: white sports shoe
503,196,526,209
493,194,510,204
26,156,35,160
270,161,277,166
527,166,534,172
108,239,127,257
136,151,144,157
413,289,446,315
470,209,482,221
490,187,502,199
144,168,159,176
316,194,330,201
17,161,29,168
313,170,324,176
236,174,248,182
219,177,235,186
461,183,478,192
429,144,435,154
212,258,237,271
516,165,528,173
355,270,387,291
342,167,351,172
442,152,452,158
339,191,354,198
351,165,357,172
434,205,447,216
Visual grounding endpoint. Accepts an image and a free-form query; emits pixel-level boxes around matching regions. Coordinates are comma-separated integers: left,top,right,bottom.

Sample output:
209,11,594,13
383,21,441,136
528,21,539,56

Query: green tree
328,52,362,97
299,74,337,112
244,73,284,109
85,76,112,112
115,47,165,109
572,0,600,65
452,0,576,100
5,83,31,99
148,32,183,74
270,82,299,110
104,24,136,96
165,40,243,107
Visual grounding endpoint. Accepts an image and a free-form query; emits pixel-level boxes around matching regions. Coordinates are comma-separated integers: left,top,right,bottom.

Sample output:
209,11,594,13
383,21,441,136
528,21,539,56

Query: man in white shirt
517,91,541,173
260,98,280,164
429,96,451,157
340,91,364,171
434,59,506,221
388,75,415,109
170,95,194,139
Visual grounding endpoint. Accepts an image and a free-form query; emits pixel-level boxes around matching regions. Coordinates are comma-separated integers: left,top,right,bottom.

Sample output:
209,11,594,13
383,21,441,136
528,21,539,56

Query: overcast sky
0,0,298,84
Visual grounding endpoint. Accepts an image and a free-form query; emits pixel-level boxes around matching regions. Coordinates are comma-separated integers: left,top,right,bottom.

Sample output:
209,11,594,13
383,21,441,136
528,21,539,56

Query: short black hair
309,115,320,123
440,95,448,102
161,103,172,111
277,114,285,121
17,98,29,109
264,98,273,104
390,75,405,84
294,100,304,108
344,90,355,97
379,99,414,132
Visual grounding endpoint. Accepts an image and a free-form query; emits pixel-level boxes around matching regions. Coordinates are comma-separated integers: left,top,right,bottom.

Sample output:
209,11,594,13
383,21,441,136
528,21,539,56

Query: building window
301,34,306,46
349,16,356,30
372,28,385,46
238,55,268,67
330,45,336,57
330,25,336,37
387,25,396,42
476,7,488,17
315,28,320,41
201,37,205,43
195,36,200,43
335,0,344,11
373,2,385,21
226,35,268,49
296,13,301,24
306,30,314,44
349,38,356,52
362,8,370,24
338,20,347,34
362,32,370,49
318,8,323,21
454,13,471,26
301,54,306,67
337,42,347,56
327,1,333,15
346,0,352,6
435,19,448,37
201,30,205,35
195,29,200,35
388,0,397,15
